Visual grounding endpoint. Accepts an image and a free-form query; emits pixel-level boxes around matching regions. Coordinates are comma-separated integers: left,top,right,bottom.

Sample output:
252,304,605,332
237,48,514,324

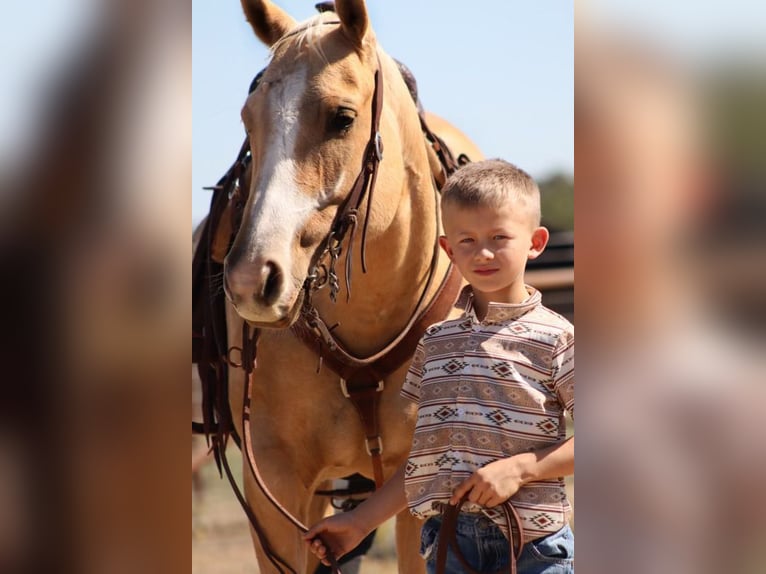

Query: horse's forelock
269,13,338,63
269,11,376,67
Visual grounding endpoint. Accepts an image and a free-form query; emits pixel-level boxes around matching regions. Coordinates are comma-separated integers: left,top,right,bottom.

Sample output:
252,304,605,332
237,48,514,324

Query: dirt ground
192,444,573,574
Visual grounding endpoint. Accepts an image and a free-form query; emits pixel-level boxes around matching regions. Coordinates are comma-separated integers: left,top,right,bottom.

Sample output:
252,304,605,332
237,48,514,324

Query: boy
305,160,574,573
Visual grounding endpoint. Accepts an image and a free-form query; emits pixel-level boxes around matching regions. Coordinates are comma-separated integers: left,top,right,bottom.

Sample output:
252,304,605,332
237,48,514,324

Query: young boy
305,160,574,573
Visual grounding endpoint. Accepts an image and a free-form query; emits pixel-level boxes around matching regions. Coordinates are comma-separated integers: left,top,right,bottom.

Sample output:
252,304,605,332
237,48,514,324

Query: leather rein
193,50,464,574
436,500,526,574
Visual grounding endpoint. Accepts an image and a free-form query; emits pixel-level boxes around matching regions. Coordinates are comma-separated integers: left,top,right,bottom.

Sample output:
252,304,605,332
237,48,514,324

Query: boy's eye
459,238,474,244
493,235,509,241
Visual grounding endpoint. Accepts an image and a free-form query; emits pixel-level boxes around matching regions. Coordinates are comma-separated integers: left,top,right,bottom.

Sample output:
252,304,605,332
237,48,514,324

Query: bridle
193,32,465,574
302,53,385,305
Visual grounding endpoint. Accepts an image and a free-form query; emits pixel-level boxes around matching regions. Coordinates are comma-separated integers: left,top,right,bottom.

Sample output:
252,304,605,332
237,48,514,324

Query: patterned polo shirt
401,285,574,541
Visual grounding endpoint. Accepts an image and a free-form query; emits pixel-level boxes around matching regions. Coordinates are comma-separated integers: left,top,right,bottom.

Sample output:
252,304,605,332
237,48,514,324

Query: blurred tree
539,172,574,232
708,69,765,181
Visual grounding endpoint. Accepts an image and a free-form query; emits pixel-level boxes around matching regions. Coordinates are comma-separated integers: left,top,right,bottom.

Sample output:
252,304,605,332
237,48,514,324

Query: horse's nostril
261,261,283,306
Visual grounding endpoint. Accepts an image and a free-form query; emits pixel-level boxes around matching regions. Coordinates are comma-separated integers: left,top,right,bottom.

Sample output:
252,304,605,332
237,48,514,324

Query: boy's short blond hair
441,159,542,227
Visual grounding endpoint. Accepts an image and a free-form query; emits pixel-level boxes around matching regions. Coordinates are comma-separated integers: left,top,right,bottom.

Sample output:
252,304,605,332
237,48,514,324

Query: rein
436,500,526,574
229,59,387,574
193,43,466,573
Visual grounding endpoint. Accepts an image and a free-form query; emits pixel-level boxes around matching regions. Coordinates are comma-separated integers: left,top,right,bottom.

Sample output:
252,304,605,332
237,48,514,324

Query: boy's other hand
449,456,527,507
304,512,368,567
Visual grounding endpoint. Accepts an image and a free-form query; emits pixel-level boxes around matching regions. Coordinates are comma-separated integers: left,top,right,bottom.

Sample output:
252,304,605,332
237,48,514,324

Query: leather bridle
302,54,385,304
435,499,526,574
193,42,465,574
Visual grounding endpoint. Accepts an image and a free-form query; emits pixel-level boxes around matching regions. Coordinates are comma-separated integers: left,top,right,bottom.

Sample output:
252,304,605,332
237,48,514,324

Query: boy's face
439,203,549,303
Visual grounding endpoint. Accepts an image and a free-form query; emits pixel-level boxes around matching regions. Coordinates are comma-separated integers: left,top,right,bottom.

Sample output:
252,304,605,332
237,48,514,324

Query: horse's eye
330,108,356,133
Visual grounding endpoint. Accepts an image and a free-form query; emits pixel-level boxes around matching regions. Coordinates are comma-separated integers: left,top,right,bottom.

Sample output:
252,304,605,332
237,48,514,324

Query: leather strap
210,141,250,263
193,173,302,572
340,381,386,488
192,37,470,573
318,53,385,302
435,500,526,574
235,324,345,574
293,263,462,381
211,51,383,574
418,110,460,181
293,263,462,487
191,51,386,574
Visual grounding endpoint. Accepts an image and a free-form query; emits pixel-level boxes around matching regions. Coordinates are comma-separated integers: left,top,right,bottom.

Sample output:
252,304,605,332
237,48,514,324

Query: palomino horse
219,1,482,572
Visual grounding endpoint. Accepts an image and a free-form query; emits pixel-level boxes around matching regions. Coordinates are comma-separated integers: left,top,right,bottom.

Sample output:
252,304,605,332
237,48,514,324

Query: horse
217,1,482,572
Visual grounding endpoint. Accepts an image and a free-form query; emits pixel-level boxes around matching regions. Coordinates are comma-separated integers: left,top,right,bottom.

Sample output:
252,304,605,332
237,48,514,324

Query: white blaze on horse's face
224,62,318,325
224,3,381,327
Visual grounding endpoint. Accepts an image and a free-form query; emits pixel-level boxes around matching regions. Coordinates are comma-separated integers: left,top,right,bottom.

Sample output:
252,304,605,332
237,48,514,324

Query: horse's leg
240,444,321,574
395,509,426,574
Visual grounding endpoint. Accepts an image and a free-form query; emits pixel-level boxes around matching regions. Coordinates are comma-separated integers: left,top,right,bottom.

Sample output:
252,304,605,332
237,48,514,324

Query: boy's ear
438,236,454,261
527,227,550,260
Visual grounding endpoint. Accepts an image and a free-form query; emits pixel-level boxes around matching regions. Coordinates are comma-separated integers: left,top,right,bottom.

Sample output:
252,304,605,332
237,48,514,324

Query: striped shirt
401,285,574,541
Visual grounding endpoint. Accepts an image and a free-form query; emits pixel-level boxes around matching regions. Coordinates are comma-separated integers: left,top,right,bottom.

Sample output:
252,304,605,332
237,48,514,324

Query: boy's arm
449,436,574,507
305,461,409,565
347,460,410,531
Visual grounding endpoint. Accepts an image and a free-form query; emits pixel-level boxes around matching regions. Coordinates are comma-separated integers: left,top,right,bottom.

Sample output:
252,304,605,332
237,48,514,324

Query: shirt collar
461,285,542,324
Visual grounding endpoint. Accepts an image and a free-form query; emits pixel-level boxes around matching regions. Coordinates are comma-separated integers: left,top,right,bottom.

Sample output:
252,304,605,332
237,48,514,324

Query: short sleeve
552,327,574,420
400,337,427,403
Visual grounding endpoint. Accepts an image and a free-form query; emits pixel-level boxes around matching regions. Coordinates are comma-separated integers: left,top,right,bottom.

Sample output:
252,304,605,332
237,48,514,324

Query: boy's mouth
473,268,499,276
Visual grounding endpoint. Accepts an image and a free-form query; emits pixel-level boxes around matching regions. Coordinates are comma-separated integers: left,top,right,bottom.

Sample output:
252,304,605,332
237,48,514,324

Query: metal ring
226,346,243,368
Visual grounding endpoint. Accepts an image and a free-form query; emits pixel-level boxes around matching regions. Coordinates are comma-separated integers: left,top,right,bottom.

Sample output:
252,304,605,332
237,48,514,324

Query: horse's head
223,0,409,327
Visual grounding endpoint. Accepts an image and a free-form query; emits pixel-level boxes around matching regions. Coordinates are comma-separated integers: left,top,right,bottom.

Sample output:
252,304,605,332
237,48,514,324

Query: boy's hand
449,456,527,507
304,511,369,567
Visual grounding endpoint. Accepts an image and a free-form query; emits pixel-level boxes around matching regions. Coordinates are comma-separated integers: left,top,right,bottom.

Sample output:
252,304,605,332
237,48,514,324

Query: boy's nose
475,247,494,260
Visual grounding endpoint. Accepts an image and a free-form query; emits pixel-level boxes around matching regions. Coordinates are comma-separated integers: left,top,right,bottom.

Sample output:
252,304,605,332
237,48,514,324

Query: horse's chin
236,290,305,330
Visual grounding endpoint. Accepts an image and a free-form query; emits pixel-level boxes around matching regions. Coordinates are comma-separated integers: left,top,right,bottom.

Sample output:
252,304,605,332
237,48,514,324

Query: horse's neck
310,59,447,356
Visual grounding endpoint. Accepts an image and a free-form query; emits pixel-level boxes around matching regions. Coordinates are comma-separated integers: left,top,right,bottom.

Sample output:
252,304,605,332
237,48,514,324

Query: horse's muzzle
223,257,289,321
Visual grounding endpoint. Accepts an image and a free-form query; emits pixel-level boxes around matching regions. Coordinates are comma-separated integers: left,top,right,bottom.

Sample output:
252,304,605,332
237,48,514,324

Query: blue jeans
420,512,574,574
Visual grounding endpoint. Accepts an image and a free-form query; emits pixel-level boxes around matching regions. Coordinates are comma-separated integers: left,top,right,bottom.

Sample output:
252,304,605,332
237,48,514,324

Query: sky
192,1,575,224
1,1,763,225
585,0,766,61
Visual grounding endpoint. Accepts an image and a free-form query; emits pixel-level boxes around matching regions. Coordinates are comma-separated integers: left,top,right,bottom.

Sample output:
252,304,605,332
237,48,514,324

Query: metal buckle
339,378,385,398
365,435,384,456
374,132,384,161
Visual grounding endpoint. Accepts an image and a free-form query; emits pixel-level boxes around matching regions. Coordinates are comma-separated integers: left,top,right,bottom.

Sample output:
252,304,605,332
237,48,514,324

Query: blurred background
0,0,190,572
0,0,764,573
576,1,766,573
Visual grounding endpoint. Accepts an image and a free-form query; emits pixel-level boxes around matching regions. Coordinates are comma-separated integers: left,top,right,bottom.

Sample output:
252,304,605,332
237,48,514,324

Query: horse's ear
334,0,369,48
241,0,297,47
